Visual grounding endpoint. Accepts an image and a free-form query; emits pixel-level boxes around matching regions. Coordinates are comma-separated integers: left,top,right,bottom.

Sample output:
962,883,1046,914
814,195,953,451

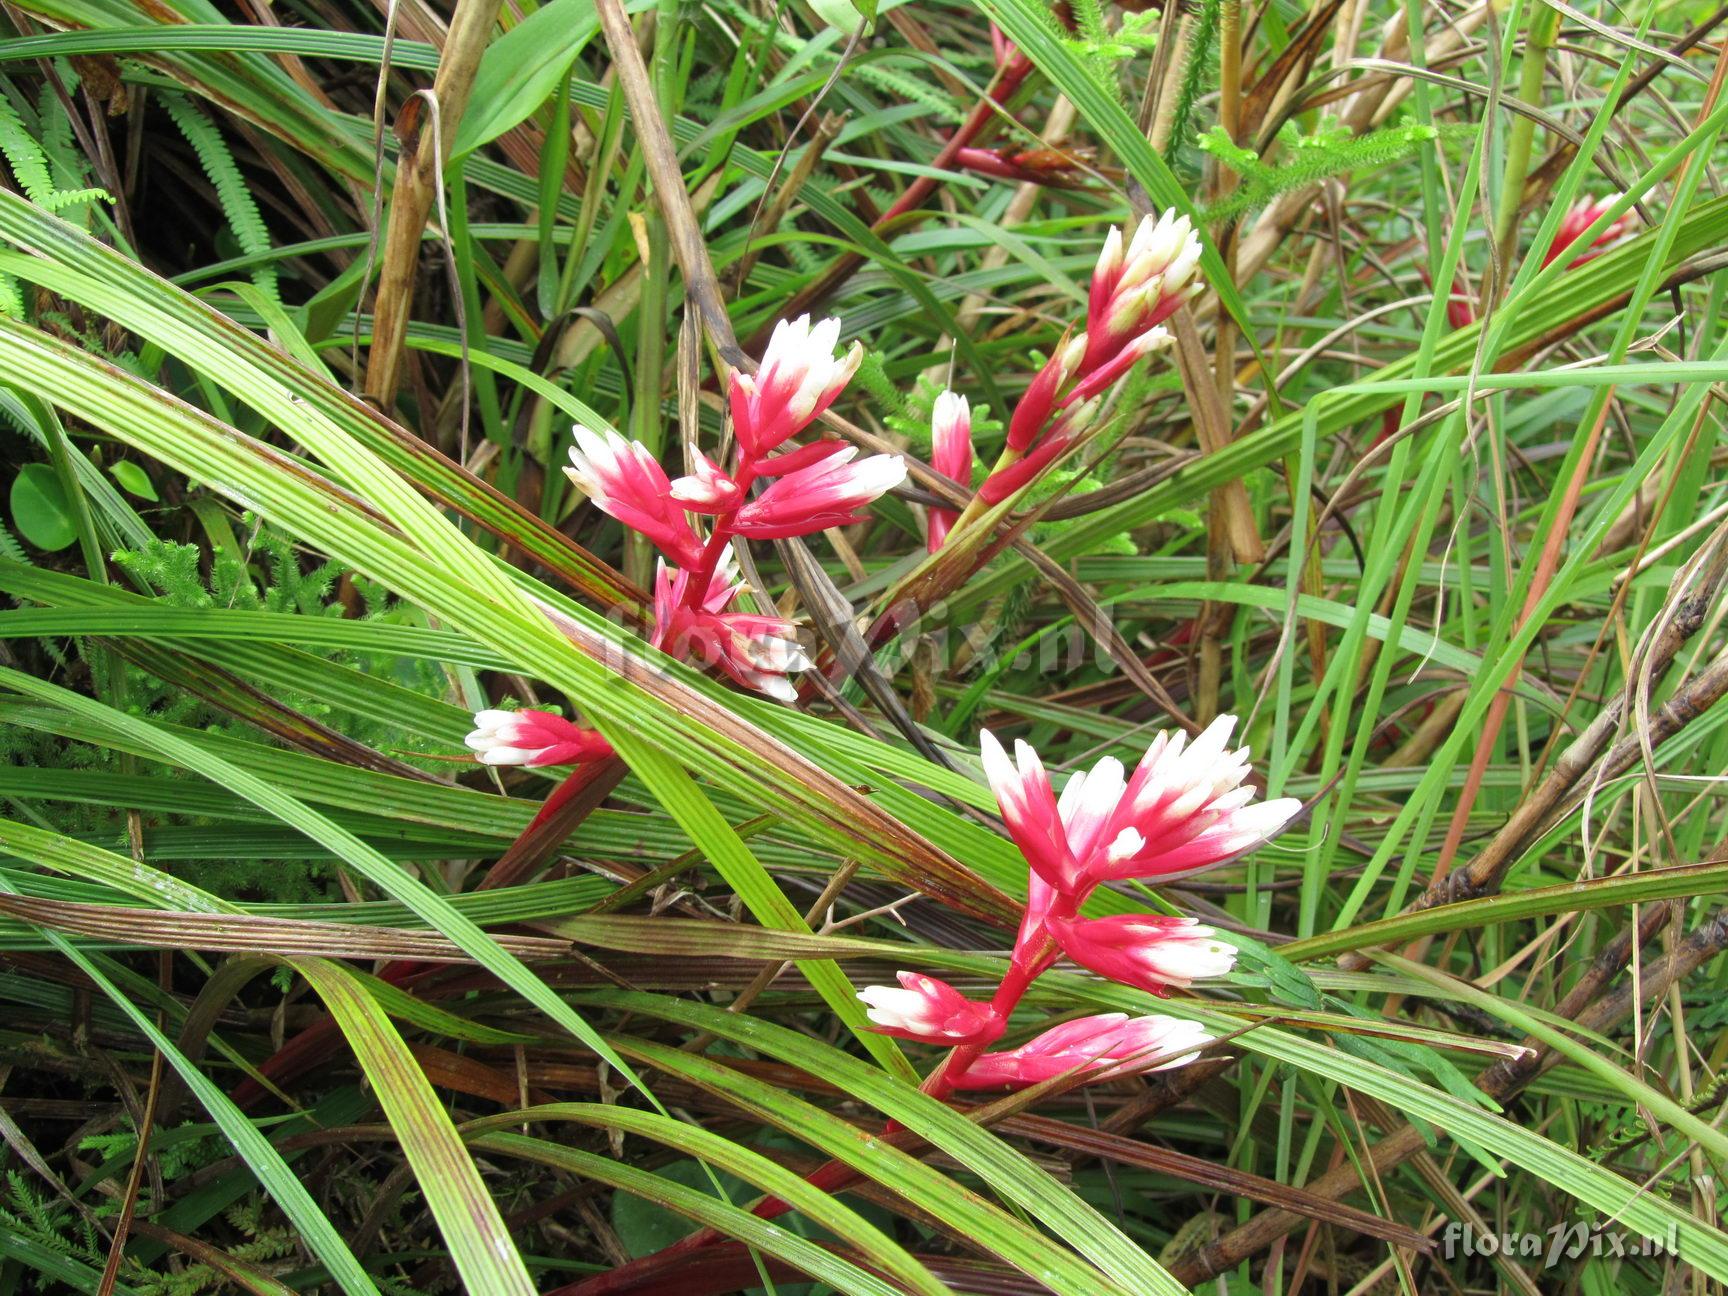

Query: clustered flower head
938,210,1197,523
558,313,904,704
861,716,1300,1093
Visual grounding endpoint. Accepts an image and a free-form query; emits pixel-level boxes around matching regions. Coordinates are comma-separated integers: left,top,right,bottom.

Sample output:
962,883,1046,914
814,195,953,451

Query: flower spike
927,390,973,551
1047,913,1238,995
858,972,1004,1045
1084,211,1202,371
466,709,612,767
565,426,705,569
1094,715,1303,884
729,315,863,457
952,1013,1214,1090
978,717,1300,901
732,446,906,539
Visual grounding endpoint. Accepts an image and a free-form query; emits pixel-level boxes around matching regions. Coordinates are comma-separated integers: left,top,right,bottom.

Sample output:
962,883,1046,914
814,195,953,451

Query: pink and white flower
857,972,1004,1045
1092,716,1302,885
729,315,864,457
980,716,1301,896
1543,194,1636,269
731,446,906,538
927,390,973,551
465,709,612,767
565,426,705,569
979,729,1072,891
1046,913,1237,995
1063,327,1172,407
651,560,810,702
1085,210,1202,370
669,449,743,513
951,1013,1214,1090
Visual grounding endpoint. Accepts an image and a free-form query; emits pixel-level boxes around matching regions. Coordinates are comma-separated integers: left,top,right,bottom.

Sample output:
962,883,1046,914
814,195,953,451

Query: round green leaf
9,463,76,551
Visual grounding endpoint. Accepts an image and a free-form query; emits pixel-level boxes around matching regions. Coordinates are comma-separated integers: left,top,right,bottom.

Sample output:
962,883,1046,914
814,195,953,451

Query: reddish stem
681,461,757,607
744,53,1034,351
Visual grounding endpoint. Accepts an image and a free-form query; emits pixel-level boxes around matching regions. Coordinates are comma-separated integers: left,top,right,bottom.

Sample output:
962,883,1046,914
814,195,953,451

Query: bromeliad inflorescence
923,209,1203,548
456,209,1295,1158
571,315,904,702
465,313,905,761
467,211,1205,763
860,717,1301,1095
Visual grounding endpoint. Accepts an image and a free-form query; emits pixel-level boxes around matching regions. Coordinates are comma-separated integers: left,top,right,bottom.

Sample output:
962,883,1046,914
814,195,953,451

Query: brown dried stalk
362,0,505,404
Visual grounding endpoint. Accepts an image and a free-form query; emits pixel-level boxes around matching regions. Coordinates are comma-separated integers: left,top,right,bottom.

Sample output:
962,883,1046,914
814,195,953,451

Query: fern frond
1199,118,1465,223
162,91,279,303
40,187,114,213
0,519,26,564
34,82,103,223
848,64,964,124
0,93,60,206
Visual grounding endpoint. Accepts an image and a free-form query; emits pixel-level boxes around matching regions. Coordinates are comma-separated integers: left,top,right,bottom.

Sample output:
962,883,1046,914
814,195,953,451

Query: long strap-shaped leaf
294,962,537,1295
470,1133,914,1296
0,270,1010,925
0,666,657,1099
463,1104,947,1296
1063,977,1728,1281
0,872,383,1296
614,1038,1129,1296
0,190,640,611
606,728,914,1078
0,255,1003,1058
577,990,1188,1296
0,817,549,1294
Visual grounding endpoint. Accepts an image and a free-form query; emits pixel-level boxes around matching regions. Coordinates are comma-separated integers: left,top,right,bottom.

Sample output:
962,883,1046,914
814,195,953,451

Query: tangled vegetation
1,0,1726,1289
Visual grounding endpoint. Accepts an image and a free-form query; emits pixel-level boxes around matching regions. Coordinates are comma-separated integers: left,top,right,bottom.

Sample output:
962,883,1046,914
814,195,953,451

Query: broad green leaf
452,0,601,160
9,462,76,551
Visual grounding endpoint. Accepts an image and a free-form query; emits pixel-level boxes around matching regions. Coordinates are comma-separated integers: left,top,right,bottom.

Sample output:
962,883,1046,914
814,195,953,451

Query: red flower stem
681,458,757,607
691,889,1085,1250
521,759,607,836
744,53,1034,350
